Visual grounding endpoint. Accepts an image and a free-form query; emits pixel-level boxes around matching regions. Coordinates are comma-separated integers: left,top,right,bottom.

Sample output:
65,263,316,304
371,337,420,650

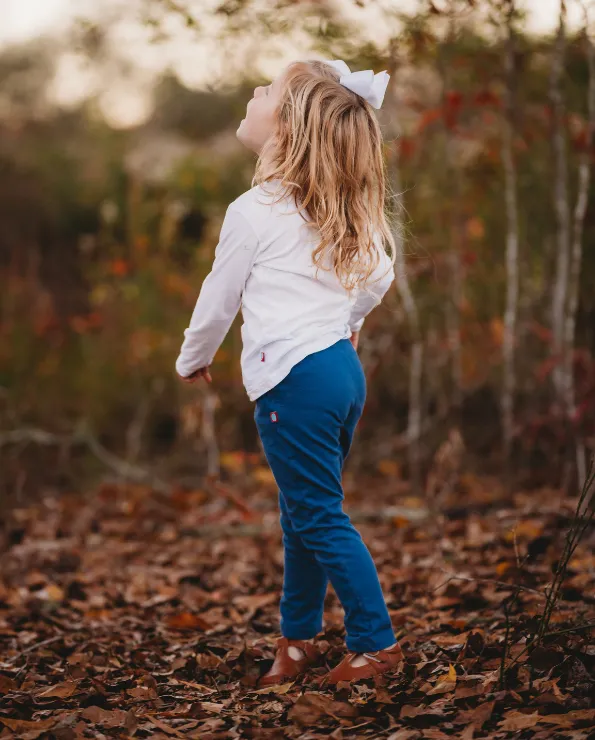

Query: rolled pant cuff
279,619,323,640
281,625,322,640
345,627,397,653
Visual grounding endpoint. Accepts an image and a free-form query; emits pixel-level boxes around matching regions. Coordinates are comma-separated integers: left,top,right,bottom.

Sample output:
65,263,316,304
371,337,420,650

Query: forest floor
0,463,594,739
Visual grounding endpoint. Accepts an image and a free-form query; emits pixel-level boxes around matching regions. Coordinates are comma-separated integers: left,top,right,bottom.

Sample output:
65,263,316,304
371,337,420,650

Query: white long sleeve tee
175,179,395,401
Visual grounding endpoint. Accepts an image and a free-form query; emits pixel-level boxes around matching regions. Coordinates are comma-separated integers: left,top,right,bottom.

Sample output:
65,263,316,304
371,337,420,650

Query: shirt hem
246,333,350,402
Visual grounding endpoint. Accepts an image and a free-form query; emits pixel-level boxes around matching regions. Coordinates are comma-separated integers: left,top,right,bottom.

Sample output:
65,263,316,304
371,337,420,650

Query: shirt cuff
349,317,365,333
176,353,209,379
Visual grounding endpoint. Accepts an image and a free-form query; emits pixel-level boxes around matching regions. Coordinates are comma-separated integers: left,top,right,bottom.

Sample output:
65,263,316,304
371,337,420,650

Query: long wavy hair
252,59,398,293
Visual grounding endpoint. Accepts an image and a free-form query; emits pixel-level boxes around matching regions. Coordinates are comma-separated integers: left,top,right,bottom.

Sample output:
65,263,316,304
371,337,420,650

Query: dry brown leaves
0,473,594,738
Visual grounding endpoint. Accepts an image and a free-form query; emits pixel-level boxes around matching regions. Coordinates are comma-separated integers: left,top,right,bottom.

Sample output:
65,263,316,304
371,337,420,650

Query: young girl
176,59,404,687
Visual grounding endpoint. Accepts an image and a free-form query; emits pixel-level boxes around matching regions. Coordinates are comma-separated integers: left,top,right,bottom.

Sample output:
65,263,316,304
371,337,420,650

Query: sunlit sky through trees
1,0,593,127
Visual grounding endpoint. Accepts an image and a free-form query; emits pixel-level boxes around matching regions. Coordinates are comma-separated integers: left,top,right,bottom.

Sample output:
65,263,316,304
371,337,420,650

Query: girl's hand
349,331,360,351
179,367,212,384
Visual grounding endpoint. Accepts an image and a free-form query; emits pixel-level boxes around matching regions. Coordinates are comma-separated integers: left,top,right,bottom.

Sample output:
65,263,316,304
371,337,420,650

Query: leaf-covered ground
1,466,594,739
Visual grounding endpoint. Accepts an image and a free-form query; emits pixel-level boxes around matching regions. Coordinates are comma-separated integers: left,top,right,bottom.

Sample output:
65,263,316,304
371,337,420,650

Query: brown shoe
257,636,322,688
318,642,404,687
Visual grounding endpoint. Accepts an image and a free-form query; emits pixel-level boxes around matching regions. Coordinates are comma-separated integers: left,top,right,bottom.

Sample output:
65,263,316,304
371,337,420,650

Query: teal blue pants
254,338,396,652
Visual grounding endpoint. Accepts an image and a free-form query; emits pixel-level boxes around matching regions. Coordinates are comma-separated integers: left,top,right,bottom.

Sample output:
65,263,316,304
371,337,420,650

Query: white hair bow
323,59,390,109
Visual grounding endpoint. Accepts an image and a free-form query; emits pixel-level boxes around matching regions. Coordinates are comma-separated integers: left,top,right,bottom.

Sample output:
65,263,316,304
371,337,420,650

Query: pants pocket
254,400,299,473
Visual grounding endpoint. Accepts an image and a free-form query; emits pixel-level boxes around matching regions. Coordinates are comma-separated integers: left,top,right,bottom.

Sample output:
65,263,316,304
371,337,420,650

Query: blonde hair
252,59,398,294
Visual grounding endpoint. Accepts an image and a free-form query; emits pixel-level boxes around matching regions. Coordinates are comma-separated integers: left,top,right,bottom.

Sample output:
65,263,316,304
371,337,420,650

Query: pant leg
278,489,328,639
339,386,366,467
254,339,396,653
255,401,328,640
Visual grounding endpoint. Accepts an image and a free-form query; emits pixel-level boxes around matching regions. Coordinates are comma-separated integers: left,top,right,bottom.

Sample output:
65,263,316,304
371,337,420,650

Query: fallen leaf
37,680,78,698
427,663,457,695
165,612,212,631
248,681,295,695
498,710,541,731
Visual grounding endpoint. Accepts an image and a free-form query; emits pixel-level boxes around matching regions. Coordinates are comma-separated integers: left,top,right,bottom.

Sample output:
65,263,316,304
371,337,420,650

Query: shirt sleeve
175,206,259,378
348,242,395,333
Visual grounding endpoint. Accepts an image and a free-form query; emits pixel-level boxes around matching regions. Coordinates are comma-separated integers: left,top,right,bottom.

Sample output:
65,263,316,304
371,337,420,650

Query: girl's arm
348,246,395,333
175,206,259,379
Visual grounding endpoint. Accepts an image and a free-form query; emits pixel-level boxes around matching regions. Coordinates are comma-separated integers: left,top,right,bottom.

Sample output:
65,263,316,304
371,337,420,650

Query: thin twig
1,635,64,666
432,567,545,598
0,424,170,493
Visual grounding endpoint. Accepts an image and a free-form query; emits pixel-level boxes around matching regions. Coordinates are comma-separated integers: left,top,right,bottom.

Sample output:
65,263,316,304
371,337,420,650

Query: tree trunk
388,152,424,495
385,41,424,493
563,10,595,488
549,0,571,402
500,0,521,471
438,7,464,410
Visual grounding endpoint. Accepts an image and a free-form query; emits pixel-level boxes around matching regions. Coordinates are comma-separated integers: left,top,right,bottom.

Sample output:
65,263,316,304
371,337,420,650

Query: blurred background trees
1,0,594,505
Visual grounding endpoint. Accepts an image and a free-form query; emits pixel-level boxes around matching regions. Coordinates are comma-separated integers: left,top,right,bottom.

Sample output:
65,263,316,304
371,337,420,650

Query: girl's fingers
179,367,212,384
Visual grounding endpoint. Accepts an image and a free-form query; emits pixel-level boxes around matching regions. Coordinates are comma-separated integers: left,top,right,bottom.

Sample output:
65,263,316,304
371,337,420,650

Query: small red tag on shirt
270,411,278,423
261,352,266,362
